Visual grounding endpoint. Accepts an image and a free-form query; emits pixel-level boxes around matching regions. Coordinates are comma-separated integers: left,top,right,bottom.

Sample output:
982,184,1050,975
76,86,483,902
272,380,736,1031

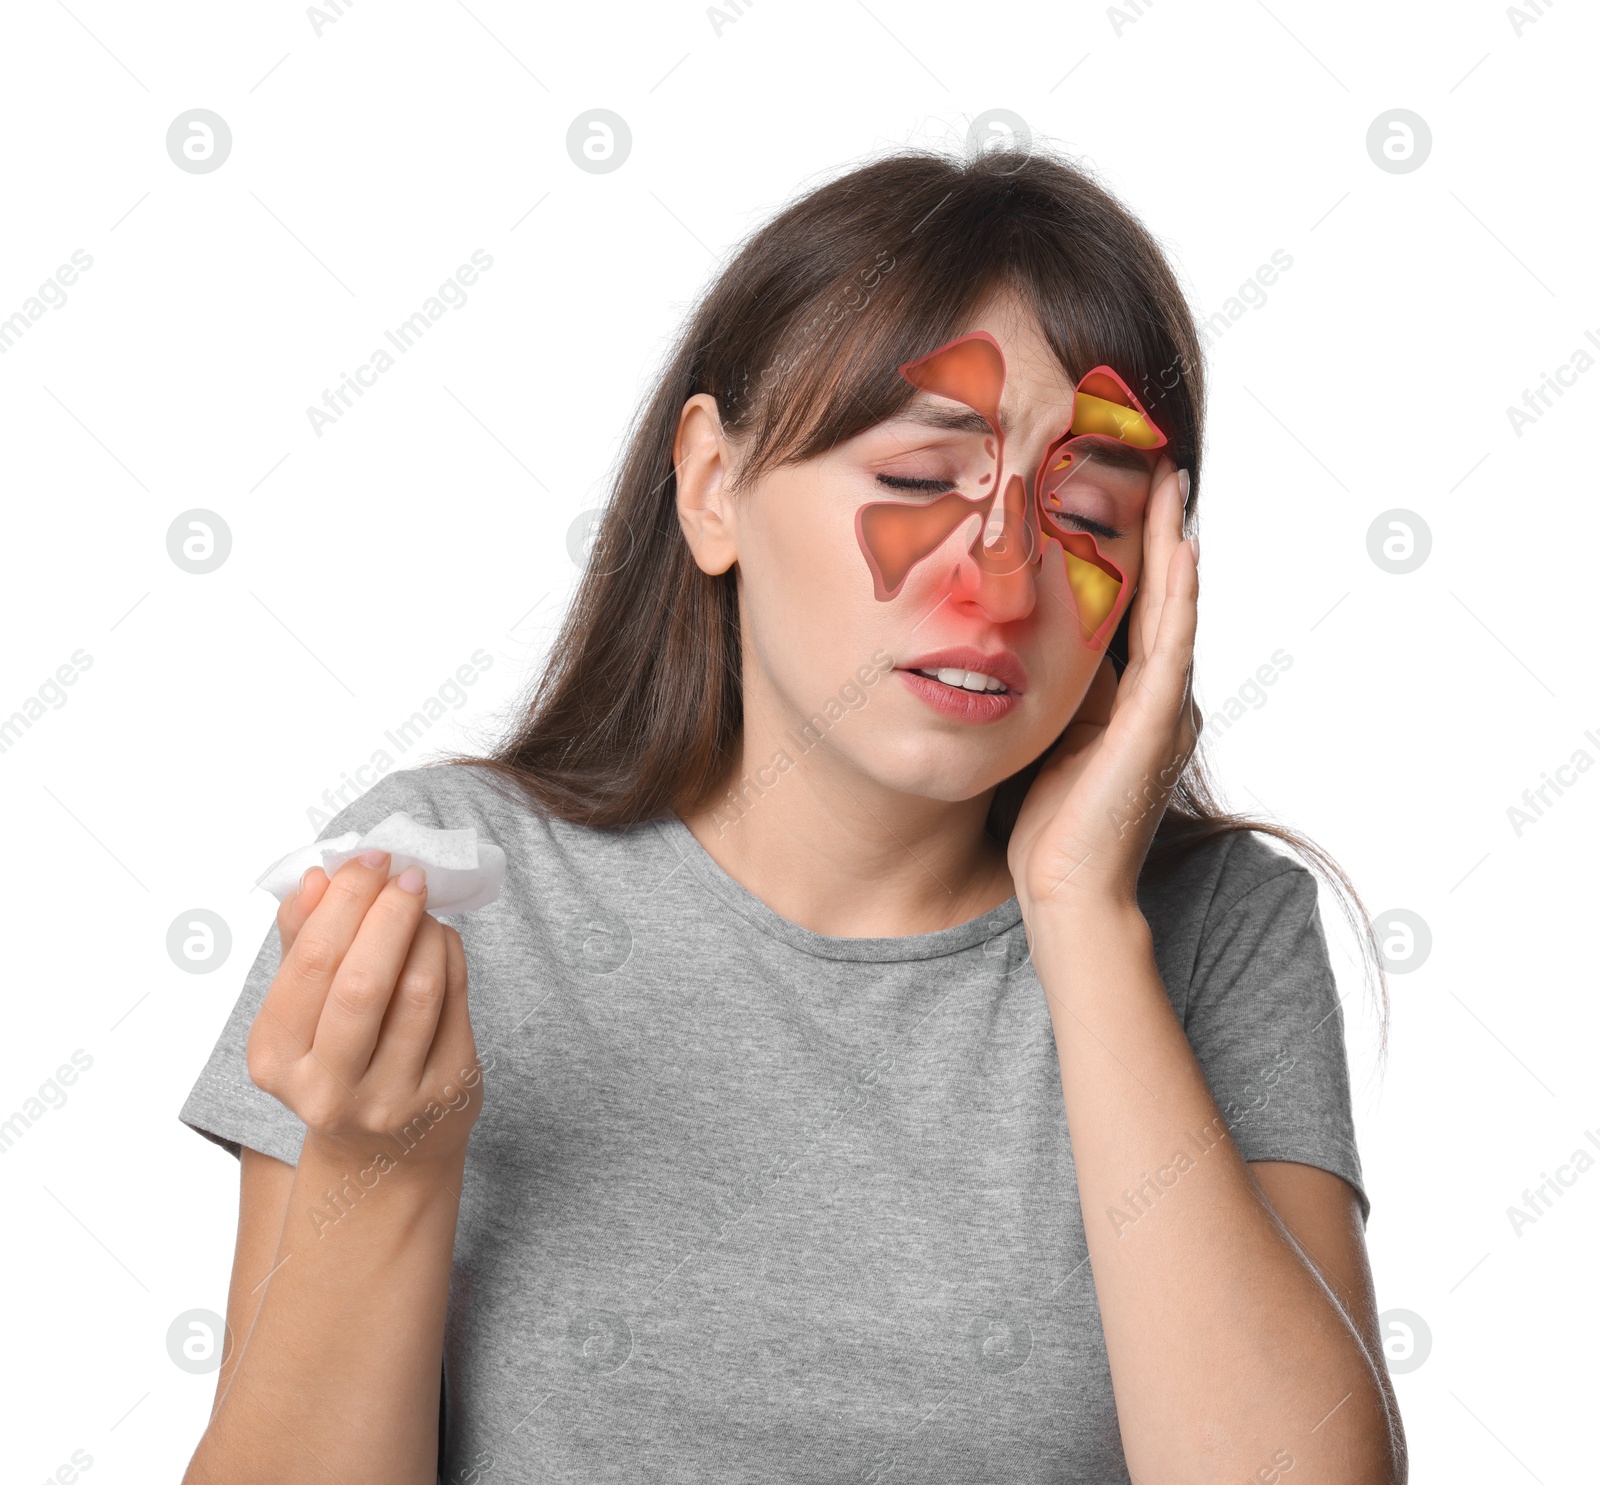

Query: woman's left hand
1007,457,1200,920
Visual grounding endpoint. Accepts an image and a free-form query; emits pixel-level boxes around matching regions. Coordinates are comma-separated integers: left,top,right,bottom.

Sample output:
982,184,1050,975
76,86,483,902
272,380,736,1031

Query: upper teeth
918,667,1007,693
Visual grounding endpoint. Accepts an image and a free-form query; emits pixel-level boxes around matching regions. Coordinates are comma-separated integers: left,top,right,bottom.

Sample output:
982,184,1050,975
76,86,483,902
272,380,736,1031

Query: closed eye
875,474,957,494
1048,510,1123,541
875,474,1123,541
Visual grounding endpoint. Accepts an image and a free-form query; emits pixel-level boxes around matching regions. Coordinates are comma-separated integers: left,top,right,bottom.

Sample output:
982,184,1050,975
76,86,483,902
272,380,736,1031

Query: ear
674,393,740,577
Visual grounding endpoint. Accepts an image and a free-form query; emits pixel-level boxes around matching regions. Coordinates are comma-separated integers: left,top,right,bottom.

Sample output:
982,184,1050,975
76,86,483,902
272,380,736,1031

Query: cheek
1096,524,1146,621
1026,557,1125,724
1024,642,1106,756
1106,542,1142,624
1041,527,1139,655
742,492,883,667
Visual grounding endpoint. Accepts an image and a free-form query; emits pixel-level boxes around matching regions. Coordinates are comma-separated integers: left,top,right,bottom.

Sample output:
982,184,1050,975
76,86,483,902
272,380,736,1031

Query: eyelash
874,474,1124,542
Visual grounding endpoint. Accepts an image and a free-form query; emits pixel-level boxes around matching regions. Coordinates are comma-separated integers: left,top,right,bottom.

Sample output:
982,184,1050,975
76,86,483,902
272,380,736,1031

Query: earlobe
674,394,739,577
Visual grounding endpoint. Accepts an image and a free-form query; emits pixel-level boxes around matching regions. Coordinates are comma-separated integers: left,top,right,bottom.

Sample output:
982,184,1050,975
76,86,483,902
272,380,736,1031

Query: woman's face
683,290,1175,805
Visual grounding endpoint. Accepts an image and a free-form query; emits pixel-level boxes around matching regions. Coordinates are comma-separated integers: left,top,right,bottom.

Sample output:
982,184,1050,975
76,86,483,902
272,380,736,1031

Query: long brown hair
446,142,1389,1055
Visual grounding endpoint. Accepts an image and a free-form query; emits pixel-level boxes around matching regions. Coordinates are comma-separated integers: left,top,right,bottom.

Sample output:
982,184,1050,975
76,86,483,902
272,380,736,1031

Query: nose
949,470,1039,624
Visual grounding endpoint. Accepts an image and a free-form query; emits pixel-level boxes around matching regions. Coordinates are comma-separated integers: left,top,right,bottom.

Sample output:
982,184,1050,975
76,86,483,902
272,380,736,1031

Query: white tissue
257,811,507,915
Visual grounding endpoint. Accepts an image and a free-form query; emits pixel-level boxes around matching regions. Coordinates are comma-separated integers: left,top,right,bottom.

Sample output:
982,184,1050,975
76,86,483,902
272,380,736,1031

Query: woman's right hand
245,848,483,1172
188,850,478,1483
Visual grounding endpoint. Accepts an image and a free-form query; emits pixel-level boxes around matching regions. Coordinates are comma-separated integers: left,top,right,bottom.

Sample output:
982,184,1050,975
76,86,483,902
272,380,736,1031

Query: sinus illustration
853,330,1168,650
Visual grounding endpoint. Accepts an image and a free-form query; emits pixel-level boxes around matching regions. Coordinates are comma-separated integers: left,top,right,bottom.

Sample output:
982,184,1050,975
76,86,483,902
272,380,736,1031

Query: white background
1,0,1594,1479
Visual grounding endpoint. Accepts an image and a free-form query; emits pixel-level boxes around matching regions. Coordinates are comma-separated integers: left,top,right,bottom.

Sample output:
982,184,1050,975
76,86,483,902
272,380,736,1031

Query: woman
180,145,1406,1482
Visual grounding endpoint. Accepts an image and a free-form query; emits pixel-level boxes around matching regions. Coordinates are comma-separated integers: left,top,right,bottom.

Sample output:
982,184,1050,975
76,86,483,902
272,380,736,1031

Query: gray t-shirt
180,760,1367,1483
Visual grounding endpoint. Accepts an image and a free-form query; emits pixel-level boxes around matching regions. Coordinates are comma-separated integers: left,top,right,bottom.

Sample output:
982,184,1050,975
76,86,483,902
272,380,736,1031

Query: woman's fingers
1127,458,1185,672
275,866,330,962
247,849,487,1165
308,867,431,1085
255,852,395,1065
1145,459,1186,665
1124,457,1164,668
366,908,448,1093
421,925,478,1093
1137,527,1200,742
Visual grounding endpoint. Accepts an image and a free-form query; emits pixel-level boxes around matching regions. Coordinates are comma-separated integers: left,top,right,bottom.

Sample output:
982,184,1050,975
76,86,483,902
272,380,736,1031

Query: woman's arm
1028,905,1403,1484
1006,460,1403,1481
182,851,482,1485
186,1140,465,1485
1249,1159,1406,1460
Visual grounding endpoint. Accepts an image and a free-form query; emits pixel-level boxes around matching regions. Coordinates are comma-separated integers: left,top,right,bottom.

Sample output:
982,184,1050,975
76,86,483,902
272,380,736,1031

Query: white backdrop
2,1,1594,1479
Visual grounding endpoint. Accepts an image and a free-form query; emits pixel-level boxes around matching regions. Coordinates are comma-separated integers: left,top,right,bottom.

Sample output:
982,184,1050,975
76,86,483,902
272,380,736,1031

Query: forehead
886,393,1159,473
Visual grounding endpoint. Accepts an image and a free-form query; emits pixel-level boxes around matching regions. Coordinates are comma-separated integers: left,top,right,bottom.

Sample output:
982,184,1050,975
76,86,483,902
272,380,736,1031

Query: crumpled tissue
257,811,507,915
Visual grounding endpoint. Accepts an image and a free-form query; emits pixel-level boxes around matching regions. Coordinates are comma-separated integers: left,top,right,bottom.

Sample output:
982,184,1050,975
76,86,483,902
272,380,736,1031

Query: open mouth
910,667,1010,695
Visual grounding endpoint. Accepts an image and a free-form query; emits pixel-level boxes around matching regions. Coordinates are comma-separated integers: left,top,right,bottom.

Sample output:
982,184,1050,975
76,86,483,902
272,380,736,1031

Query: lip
896,671,1023,723
894,645,1028,725
897,646,1029,695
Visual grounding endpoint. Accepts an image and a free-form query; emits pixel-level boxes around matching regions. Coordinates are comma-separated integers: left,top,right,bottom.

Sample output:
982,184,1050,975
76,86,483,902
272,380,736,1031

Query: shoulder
1137,825,1316,946
1136,825,1333,1024
314,760,559,842
314,761,673,895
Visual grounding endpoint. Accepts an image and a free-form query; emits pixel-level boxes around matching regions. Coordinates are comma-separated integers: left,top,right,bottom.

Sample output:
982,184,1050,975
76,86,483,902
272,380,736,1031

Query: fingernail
358,848,389,868
396,866,426,895
298,866,314,894
1177,468,1191,509
1189,533,1200,565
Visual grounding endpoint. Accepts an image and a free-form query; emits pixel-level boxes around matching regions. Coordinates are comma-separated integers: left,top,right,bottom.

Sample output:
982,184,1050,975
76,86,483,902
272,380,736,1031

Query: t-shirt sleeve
177,767,451,1167
1181,845,1370,1227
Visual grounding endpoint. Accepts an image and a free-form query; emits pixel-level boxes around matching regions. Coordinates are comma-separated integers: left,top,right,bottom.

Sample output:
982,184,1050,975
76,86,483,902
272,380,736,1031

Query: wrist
291,1130,466,1252
1021,894,1154,979
300,1124,469,1189
1019,887,1147,936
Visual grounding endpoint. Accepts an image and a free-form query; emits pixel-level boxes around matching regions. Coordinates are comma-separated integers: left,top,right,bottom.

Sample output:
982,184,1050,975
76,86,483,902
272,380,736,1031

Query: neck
679,708,1016,939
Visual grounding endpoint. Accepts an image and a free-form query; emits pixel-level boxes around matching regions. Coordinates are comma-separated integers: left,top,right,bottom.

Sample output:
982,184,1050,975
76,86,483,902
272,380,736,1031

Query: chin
848,734,1031,805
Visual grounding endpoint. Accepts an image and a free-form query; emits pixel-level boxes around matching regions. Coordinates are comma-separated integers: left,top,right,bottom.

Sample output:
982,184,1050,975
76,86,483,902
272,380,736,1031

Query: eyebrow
895,398,1015,436
1050,436,1159,473
893,397,1157,471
